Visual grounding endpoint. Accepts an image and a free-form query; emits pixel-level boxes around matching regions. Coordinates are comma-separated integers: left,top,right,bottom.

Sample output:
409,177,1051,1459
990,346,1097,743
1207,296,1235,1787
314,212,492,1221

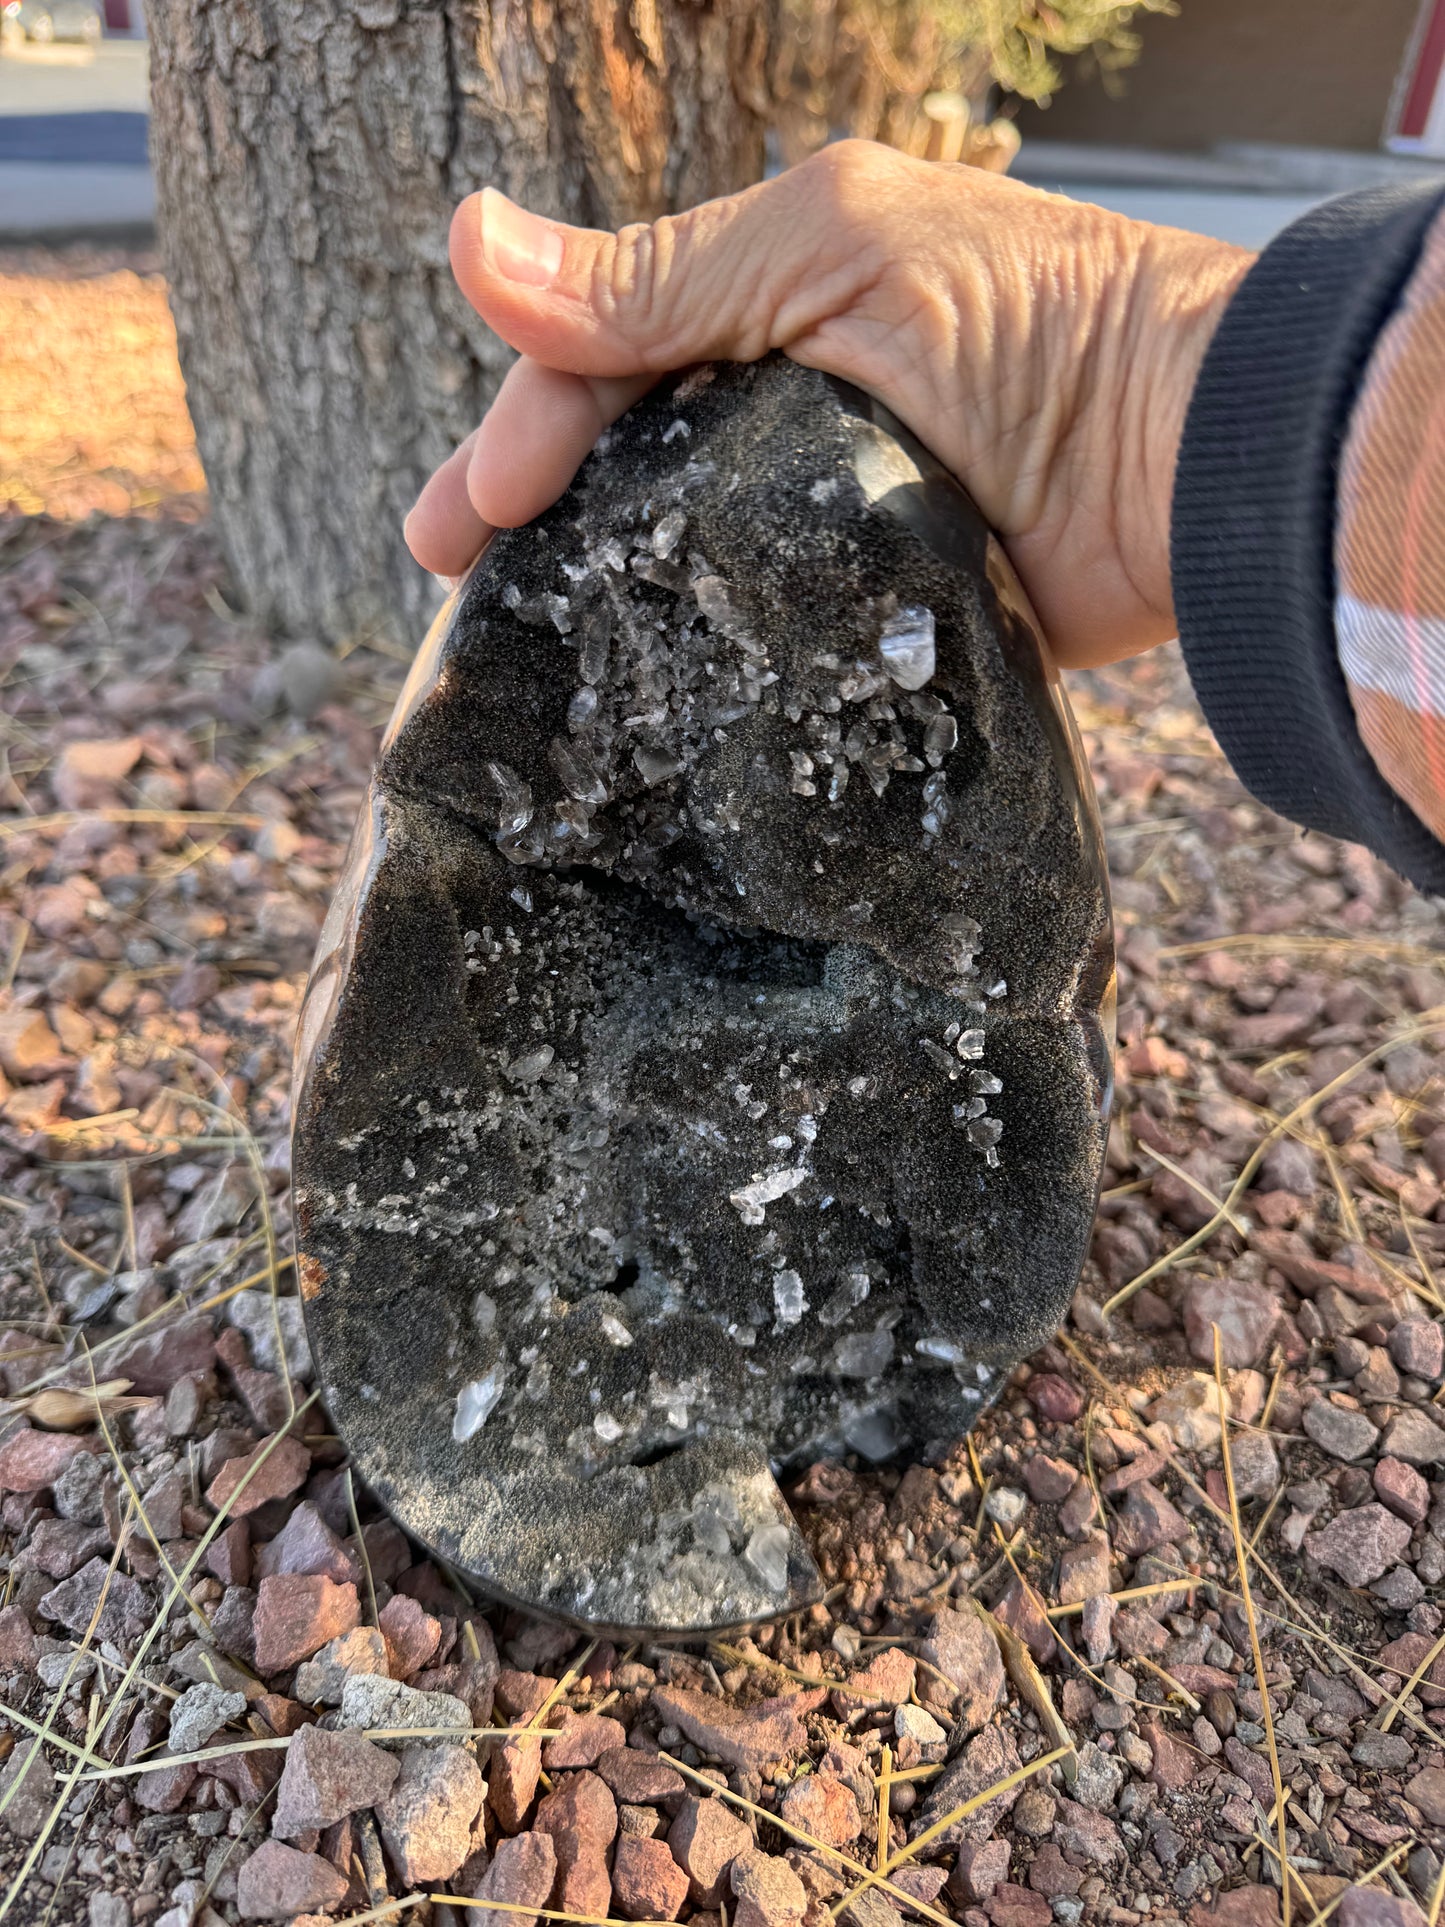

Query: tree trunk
147,0,772,649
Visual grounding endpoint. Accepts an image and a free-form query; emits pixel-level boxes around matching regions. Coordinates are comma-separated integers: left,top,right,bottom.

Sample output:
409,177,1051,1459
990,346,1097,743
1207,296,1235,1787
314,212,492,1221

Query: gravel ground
6,246,1445,1927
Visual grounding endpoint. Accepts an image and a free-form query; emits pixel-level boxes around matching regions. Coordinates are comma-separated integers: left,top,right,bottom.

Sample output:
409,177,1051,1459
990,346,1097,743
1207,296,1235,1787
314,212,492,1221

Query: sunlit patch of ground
0,245,206,520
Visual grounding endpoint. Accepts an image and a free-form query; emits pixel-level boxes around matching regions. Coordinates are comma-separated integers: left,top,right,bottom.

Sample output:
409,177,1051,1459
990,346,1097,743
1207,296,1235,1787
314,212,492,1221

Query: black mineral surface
292,355,1114,1635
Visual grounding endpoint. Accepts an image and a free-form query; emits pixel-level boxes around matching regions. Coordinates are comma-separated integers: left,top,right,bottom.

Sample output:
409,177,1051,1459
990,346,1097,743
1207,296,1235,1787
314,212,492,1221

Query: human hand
404,141,1251,669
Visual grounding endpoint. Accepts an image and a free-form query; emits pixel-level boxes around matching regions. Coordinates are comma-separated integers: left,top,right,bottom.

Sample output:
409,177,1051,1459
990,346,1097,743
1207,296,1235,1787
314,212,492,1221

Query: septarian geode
292,355,1113,1635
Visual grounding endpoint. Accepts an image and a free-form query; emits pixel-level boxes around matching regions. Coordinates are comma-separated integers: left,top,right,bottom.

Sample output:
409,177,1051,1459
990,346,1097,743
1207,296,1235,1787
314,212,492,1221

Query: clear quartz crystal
567,686,599,731
878,606,936,691
579,608,612,685
634,745,681,786
818,1265,871,1327
923,712,958,765
834,1328,895,1378
729,1166,808,1224
549,736,608,804
651,509,686,558
485,762,533,835
453,1363,506,1442
744,1523,792,1591
772,1268,807,1326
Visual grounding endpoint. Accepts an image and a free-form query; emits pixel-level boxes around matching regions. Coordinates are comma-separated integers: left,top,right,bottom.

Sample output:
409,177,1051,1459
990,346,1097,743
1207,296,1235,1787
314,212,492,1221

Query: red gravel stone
534,1768,619,1851
376,1742,486,1883
489,1731,544,1834
252,1574,360,1676
271,1721,399,1838
254,1502,359,1589
1389,1318,1445,1381
730,1846,807,1927
1189,1887,1281,1927
652,1684,825,1770
1183,1276,1280,1368
1375,1456,1431,1524
236,1840,348,1920
1026,1374,1084,1423
778,1772,860,1849
1112,1482,1188,1557
206,1434,311,1520
543,1709,628,1770
0,1429,91,1493
206,1519,253,1588
597,1747,687,1806
612,1835,690,1921
1028,1846,1082,1899
1143,1720,1198,1790
949,1839,1010,1904
0,1604,38,1671
831,1646,915,1718
553,1826,614,1919
467,1829,557,1927
111,1315,218,1395
1023,1455,1078,1504
667,1794,753,1904
986,1883,1053,1927
378,1591,441,1680
1305,1504,1412,1588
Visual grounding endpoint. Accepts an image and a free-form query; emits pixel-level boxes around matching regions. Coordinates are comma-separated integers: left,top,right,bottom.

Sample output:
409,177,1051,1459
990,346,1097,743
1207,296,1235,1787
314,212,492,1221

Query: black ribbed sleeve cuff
1171,181,1445,895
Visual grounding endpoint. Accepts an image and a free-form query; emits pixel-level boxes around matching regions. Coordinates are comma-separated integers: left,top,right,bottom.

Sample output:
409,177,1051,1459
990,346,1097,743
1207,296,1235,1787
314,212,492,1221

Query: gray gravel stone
167,1682,246,1755
1303,1398,1380,1462
337,1671,471,1743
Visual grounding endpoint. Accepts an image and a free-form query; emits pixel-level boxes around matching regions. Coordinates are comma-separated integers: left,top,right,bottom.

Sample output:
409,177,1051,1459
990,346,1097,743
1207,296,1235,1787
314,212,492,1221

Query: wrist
1131,226,1254,632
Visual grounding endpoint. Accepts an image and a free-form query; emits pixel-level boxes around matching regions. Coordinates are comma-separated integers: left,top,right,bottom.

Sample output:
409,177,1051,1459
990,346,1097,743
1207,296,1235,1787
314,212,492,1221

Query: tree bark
147,0,772,649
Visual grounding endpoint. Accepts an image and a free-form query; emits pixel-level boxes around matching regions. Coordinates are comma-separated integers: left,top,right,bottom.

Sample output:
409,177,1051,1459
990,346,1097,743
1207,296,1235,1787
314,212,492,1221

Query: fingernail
480,187,564,288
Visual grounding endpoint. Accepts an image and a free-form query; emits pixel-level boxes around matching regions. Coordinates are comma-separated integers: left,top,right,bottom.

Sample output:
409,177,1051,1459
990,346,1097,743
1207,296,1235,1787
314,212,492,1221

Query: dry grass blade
710,1638,843,1696
0,1694,103,1922
876,1743,892,1872
347,1465,380,1627
82,1391,322,1799
1102,1015,1445,1317
318,1899,424,1927
1157,934,1440,963
1377,1623,1445,1735
977,1595,1076,1768
1214,1325,1291,1927
655,1750,954,1927
0,808,264,838
83,1340,204,1619
1428,1851,1445,1927
1131,1655,1200,1712
10,1255,282,1399
1146,1144,1248,1233
439,1899,687,1926
77,1725,558,1780
1046,1578,1194,1621
1294,1843,1409,1927
0,1497,135,1831
829,1743,1074,1920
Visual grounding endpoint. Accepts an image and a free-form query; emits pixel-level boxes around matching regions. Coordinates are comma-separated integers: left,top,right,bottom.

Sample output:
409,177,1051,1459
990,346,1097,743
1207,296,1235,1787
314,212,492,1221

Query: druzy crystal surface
292,356,1113,1635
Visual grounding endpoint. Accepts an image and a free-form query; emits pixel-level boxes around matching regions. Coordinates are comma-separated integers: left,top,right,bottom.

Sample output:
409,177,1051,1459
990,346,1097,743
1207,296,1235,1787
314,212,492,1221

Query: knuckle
594,217,672,330
800,137,898,208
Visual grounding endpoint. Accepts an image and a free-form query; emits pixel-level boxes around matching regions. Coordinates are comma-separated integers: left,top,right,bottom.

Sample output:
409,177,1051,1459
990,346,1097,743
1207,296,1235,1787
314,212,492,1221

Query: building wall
1016,0,1424,153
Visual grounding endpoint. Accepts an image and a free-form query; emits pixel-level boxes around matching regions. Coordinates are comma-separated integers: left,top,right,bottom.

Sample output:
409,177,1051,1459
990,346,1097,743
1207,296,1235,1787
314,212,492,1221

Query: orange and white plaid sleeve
1173,184,1445,893
1337,214,1445,848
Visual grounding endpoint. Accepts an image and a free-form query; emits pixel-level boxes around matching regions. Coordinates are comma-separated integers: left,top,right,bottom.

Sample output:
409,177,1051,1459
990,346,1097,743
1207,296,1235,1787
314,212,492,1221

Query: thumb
448,159,880,378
